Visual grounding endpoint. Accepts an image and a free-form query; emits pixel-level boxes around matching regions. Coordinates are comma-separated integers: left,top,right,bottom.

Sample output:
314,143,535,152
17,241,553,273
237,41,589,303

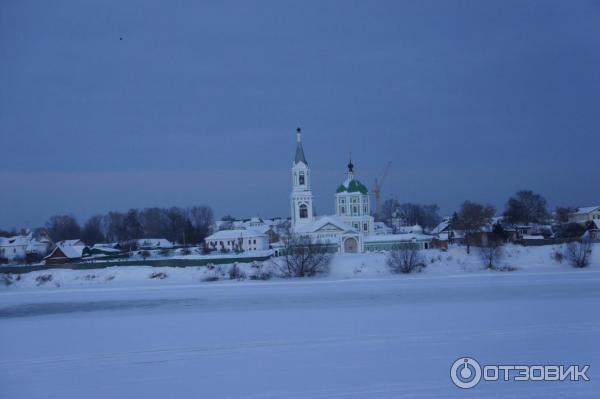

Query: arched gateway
343,237,359,253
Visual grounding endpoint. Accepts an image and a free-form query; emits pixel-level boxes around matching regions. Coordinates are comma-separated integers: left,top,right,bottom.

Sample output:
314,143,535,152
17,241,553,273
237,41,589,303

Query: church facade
289,128,432,254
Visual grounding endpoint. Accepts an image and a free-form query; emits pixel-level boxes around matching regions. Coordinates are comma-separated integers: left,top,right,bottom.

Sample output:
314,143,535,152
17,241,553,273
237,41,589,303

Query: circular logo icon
451,357,482,389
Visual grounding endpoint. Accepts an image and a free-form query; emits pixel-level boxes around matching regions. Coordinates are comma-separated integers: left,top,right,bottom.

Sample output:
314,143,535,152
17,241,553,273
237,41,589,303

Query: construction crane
373,161,392,222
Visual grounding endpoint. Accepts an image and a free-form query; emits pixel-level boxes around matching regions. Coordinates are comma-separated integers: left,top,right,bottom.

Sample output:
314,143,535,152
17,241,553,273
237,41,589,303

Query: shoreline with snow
1,244,598,292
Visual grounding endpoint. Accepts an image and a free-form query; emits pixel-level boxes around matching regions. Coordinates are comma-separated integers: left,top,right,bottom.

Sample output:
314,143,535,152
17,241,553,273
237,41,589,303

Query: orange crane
373,161,392,222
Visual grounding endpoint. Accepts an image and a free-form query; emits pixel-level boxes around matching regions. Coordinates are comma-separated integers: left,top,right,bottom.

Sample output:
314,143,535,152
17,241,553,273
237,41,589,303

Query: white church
289,128,431,254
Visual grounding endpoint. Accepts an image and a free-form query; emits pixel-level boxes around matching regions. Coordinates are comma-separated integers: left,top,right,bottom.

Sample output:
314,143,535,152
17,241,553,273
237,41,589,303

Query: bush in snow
279,234,332,277
149,272,168,280
158,248,172,257
228,263,246,280
25,252,44,264
565,239,593,268
478,239,504,270
1,273,16,286
180,247,192,256
139,250,151,261
249,262,272,280
387,246,426,274
35,274,53,286
551,248,565,264
201,268,220,282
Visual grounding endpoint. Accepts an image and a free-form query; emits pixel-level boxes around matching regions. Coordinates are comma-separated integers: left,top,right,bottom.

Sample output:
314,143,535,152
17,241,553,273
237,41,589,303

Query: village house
44,242,88,265
205,229,269,252
569,206,600,224
0,234,49,262
136,238,174,250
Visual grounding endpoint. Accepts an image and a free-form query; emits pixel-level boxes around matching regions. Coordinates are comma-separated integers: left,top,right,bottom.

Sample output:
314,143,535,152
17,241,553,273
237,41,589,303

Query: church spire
294,127,307,165
347,153,354,179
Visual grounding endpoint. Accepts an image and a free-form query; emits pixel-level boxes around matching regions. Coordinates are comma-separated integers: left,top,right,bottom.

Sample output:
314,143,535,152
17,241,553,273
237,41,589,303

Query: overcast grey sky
1,0,599,228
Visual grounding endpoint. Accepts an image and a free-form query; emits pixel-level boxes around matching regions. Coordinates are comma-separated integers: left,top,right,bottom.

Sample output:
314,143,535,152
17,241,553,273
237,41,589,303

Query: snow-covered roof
92,243,118,249
294,129,308,165
373,222,392,233
294,216,358,235
430,219,450,235
136,238,174,248
521,235,545,240
0,235,31,247
574,206,600,215
57,239,84,247
0,235,47,250
252,225,273,234
490,216,504,225
364,233,432,243
206,229,267,240
336,178,368,195
45,244,86,259
397,224,424,234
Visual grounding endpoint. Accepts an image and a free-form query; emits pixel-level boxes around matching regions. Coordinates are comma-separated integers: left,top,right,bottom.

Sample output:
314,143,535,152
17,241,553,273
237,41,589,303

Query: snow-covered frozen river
1,270,599,398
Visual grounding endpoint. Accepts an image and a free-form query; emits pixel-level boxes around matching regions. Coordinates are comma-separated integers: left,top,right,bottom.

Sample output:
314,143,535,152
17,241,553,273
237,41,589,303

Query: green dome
336,179,368,194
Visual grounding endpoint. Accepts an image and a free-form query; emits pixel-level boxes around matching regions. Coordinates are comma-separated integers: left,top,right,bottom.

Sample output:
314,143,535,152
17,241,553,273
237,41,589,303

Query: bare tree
45,215,81,242
139,250,151,261
504,190,549,225
387,245,425,274
279,233,332,277
398,203,442,229
381,198,401,226
555,206,576,224
565,238,593,268
103,211,125,242
478,239,504,270
452,201,496,254
188,206,214,243
81,215,105,245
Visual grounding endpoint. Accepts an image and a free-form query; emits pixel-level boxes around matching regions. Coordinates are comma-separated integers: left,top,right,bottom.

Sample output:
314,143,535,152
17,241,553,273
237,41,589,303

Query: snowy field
1,245,599,398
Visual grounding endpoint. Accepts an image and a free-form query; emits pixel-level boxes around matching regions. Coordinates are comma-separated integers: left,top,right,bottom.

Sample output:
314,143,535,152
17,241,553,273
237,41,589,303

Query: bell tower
290,127,314,230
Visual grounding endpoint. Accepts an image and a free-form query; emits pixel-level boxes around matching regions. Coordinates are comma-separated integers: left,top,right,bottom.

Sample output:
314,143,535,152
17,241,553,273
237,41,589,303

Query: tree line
44,206,214,246
381,189,583,240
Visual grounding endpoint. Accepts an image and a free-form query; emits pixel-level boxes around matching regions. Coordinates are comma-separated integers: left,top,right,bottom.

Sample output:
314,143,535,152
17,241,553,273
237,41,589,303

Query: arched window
299,204,308,219
299,172,305,185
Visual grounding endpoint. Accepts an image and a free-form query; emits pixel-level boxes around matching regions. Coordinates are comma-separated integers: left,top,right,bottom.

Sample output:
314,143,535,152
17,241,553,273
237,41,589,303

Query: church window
363,223,368,231
299,172,305,185
299,204,308,219
353,206,358,214
341,206,345,214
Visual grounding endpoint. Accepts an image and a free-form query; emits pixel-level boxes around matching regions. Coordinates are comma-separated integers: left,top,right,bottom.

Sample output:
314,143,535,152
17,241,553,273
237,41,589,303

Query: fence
0,254,273,275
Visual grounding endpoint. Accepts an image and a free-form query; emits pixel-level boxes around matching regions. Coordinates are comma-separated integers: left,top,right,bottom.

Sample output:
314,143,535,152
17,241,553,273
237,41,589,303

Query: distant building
44,243,87,264
0,235,49,261
57,239,85,247
205,229,269,252
136,239,174,249
373,222,393,235
287,128,432,253
569,206,600,224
